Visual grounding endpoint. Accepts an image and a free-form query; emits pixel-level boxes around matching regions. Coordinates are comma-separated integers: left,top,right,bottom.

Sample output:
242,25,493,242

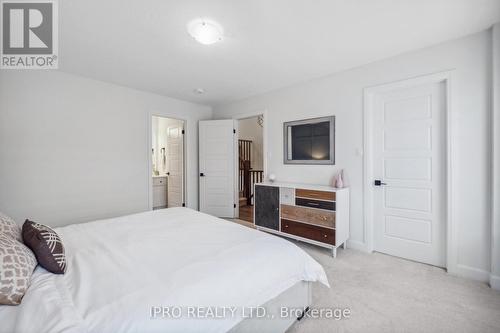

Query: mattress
0,207,329,333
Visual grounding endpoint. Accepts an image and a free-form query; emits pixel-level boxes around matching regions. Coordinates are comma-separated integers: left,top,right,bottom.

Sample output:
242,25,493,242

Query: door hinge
182,129,185,135
233,204,236,208
233,129,236,134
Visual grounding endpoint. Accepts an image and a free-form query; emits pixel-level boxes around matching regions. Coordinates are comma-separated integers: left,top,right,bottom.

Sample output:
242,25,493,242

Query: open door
151,116,185,210
199,119,238,217
166,123,184,207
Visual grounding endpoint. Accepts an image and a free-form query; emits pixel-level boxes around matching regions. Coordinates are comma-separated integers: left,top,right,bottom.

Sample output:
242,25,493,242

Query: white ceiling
60,0,500,106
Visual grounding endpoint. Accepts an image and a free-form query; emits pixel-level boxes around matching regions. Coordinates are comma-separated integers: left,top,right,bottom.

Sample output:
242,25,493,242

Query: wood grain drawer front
295,198,335,211
281,219,335,245
281,205,335,228
295,189,335,201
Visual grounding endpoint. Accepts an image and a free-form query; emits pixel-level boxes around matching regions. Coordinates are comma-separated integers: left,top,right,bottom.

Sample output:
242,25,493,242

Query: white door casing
199,119,237,217
167,124,184,207
372,81,446,267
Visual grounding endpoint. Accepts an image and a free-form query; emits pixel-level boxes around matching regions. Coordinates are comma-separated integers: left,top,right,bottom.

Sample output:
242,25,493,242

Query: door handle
200,173,205,177
374,180,387,186
166,172,170,176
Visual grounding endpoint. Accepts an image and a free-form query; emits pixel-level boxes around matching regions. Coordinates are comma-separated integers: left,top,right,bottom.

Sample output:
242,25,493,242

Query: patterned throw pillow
0,234,37,305
0,211,22,241
22,220,66,274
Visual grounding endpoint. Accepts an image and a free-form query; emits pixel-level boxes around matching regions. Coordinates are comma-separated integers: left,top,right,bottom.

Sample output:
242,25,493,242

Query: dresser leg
342,242,347,249
332,247,337,258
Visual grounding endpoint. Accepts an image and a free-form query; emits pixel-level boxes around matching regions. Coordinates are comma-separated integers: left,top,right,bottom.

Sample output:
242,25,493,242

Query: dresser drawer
280,187,295,205
295,198,335,211
281,219,335,245
295,189,335,201
281,204,335,228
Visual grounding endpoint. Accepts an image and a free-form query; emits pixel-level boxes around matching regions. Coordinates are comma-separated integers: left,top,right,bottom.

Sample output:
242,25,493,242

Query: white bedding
0,208,329,333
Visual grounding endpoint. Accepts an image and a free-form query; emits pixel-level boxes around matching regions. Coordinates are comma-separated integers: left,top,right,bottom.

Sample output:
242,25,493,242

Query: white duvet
0,208,329,333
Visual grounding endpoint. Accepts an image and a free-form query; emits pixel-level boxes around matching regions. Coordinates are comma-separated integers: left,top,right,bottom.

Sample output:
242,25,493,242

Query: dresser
254,182,349,257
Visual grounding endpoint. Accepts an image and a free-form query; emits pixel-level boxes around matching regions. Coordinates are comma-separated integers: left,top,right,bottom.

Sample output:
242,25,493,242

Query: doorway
364,74,450,268
237,115,264,223
151,116,185,209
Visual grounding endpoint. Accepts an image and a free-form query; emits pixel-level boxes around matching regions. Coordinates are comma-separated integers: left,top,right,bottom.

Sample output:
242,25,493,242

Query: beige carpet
225,219,500,332
288,241,500,333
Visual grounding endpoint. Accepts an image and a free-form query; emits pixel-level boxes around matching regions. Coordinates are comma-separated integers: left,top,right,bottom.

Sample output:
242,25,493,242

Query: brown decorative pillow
0,234,37,305
0,211,22,241
22,220,66,274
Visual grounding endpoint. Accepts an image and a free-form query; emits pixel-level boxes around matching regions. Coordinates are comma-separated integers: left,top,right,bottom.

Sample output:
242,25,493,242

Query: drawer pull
284,224,289,228
323,234,328,238
307,202,320,206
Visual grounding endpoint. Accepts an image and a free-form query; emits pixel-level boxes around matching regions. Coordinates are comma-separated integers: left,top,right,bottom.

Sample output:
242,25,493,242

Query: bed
0,207,329,333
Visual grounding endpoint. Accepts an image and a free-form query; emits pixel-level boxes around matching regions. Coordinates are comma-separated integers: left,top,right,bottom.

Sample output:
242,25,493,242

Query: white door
373,81,446,267
199,120,237,217
166,123,184,207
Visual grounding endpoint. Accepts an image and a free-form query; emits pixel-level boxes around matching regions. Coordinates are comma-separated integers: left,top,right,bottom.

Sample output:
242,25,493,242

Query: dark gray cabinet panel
255,185,279,230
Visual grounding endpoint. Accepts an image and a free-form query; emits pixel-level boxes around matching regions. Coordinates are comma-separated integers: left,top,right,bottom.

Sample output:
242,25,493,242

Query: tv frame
283,116,335,165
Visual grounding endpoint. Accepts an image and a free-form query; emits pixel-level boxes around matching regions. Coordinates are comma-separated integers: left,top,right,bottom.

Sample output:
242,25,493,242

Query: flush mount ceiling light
193,88,205,95
187,19,223,45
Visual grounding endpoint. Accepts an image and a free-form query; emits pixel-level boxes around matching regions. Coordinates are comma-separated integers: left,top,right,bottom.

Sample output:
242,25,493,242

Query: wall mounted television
283,116,335,165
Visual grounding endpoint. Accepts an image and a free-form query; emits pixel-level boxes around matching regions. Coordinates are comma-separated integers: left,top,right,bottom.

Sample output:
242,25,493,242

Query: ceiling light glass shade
187,19,223,45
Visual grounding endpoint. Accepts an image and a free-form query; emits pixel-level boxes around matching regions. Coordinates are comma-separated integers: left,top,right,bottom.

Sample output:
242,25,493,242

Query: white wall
0,71,212,227
214,30,493,282
238,116,264,170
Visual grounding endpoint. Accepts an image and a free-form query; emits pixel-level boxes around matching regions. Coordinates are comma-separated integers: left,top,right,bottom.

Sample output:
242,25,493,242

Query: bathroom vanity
152,176,168,209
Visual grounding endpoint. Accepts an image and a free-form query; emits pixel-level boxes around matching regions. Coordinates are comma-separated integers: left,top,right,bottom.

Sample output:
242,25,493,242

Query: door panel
384,215,431,243
199,120,237,217
255,185,279,230
373,81,446,267
384,158,431,180
384,126,431,150
383,95,431,122
384,187,431,212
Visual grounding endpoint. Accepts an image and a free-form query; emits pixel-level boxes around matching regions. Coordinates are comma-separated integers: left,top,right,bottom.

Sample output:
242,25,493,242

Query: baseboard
490,274,500,290
450,264,490,283
346,239,371,253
